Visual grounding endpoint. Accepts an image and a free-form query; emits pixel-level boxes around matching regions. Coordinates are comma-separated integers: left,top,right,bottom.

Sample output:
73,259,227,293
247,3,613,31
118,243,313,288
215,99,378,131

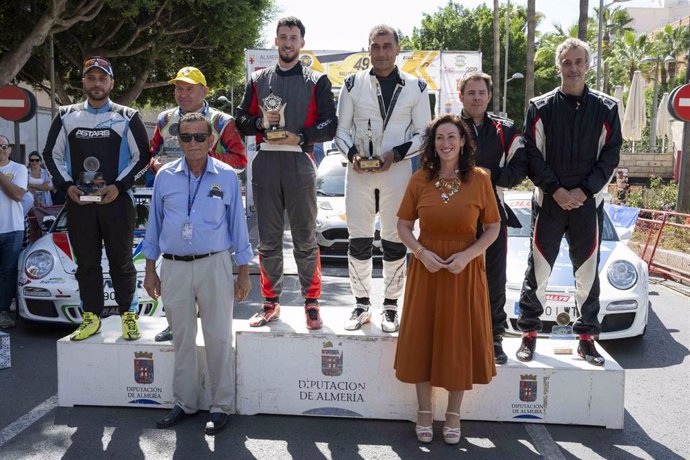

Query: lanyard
187,168,206,218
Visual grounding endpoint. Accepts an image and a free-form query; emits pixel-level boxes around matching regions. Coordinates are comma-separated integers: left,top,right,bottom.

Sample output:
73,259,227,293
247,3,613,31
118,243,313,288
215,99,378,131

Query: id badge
182,222,193,240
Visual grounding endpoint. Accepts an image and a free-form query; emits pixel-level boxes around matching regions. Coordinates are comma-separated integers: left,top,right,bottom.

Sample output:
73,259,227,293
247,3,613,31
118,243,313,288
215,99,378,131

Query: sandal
415,410,433,443
443,412,461,445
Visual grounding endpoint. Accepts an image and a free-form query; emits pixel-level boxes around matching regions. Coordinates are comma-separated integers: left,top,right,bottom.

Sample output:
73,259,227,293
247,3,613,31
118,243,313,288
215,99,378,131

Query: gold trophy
260,89,287,140
549,312,576,354
357,120,382,170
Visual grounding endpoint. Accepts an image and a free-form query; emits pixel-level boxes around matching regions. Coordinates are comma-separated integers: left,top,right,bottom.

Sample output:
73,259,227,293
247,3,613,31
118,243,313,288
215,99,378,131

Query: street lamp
502,72,524,117
596,0,631,91
642,55,676,152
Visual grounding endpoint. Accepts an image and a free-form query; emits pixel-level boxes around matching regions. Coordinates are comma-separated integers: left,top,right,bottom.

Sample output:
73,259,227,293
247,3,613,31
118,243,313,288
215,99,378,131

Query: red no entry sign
669,83,690,122
0,85,37,122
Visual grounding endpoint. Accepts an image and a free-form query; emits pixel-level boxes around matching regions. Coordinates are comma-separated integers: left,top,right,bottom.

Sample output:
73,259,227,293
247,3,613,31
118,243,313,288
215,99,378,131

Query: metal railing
636,208,690,283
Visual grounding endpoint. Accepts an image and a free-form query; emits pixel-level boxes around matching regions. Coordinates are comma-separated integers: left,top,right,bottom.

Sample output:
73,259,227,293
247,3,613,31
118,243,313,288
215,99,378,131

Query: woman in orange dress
395,114,500,445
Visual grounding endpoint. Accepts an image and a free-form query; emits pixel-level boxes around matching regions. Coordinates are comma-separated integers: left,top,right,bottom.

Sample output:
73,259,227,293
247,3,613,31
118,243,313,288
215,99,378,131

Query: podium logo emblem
519,374,537,402
321,341,343,377
134,351,154,384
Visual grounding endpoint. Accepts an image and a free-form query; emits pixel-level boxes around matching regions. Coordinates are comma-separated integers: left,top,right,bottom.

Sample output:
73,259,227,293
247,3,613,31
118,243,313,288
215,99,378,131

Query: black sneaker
494,339,508,365
155,326,173,342
516,335,537,362
577,339,605,366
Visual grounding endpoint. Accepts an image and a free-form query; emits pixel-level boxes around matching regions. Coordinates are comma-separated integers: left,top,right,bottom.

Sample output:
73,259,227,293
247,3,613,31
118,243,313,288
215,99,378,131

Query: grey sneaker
344,304,371,331
381,307,399,333
0,311,16,329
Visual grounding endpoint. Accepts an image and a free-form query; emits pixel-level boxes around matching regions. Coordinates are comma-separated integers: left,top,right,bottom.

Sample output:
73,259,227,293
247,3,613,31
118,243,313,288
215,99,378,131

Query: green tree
404,2,529,125
3,0,274,106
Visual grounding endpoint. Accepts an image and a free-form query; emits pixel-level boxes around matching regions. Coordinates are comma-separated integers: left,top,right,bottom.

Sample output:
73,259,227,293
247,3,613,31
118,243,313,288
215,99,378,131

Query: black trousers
66,193,136,316
517,194,604,335
478,221,508,338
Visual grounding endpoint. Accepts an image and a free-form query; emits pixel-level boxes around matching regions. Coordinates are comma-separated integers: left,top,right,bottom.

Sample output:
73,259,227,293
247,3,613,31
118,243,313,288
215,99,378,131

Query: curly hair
419,114,476,182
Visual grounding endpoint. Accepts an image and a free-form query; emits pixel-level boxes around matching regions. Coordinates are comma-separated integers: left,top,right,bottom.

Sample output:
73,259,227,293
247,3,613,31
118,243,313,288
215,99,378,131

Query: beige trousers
161,251,235,414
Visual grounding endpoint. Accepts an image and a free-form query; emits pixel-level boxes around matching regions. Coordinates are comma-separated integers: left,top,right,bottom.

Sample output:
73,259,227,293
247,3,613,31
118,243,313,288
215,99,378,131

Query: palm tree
493,0,501,114
578,0,589,42
525,0,536,110
611,30,653,83
594,6,634,93
654,24,690,87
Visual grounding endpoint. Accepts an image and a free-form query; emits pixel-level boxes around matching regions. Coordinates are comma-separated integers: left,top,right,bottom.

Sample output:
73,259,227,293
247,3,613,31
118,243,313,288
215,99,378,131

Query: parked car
504,191,649,340
17,188,163,324
315,153,381,258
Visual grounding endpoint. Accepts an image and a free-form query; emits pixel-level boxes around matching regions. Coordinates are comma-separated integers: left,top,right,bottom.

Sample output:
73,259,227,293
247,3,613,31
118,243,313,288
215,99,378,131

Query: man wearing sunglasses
237,16,337,330
149,66,247,343
0,135,28,329
143,112,252,435
43,56,150,342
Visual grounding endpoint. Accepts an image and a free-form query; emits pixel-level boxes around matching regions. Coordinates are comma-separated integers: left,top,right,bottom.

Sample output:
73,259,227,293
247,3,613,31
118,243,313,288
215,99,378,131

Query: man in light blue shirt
143,112,252,435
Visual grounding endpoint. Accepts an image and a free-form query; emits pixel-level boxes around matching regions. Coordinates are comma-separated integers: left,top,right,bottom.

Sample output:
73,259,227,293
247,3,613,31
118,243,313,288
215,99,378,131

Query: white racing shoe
381,307,399,333
344,304,372,331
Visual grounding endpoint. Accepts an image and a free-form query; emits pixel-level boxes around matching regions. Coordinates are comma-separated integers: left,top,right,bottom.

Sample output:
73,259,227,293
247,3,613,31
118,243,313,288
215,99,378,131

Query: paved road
0,265,688,459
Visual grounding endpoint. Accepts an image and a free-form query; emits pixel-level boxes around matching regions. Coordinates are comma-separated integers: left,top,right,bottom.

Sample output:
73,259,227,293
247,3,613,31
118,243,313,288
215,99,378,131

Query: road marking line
525,424,566,460
0,395,58,448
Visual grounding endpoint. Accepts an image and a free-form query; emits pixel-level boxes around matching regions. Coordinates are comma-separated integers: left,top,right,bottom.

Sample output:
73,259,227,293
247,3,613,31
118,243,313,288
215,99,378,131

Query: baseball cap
168,67,207,87
83,56,113,77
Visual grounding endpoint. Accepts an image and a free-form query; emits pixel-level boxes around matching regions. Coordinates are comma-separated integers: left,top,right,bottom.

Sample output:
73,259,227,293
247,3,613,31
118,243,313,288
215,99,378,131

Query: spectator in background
0,135,28,329
27,151,53,207
616,169,630,204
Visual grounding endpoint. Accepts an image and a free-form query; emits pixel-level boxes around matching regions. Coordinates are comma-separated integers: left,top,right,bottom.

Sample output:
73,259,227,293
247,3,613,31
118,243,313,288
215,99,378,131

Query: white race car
17,188,163,324
315,154,381,258
504,191,649,340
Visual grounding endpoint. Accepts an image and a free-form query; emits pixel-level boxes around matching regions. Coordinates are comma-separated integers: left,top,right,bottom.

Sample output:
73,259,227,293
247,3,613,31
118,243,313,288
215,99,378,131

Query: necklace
434,172,461,204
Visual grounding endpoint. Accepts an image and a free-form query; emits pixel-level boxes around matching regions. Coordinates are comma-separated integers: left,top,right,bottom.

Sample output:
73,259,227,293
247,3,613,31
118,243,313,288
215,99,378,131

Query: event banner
245,49,482,114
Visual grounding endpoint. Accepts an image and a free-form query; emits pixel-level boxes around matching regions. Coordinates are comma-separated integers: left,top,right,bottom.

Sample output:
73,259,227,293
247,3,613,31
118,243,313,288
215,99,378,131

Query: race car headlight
25,250,54,279
318,201,333,211
607,261,638,290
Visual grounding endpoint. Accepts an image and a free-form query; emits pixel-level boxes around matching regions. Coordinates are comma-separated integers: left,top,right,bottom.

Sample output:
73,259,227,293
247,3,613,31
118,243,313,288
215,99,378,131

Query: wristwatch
297,133,305,146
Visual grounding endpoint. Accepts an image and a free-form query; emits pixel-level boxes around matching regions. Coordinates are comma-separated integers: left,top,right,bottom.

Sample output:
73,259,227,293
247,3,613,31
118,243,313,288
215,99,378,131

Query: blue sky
260,0,654,51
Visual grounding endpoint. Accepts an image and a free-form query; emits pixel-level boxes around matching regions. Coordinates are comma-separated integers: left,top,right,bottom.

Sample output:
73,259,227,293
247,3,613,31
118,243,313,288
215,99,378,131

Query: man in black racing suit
459,72,527,364
516,38,622,366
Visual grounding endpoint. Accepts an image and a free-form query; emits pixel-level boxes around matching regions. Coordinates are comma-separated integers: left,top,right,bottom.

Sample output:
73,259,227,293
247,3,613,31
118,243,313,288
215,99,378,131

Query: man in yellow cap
149,66,248,342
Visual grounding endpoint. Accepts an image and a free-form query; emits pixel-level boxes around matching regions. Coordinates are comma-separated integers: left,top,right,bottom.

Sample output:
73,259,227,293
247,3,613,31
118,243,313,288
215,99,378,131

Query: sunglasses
178,133,209,143
29,158,41,162
0,144,9,149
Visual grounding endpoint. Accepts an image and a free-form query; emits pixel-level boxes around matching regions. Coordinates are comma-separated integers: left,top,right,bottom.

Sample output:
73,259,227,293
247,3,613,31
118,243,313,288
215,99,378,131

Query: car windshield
316,165,345,197
53,193,152,234
506,203,618,241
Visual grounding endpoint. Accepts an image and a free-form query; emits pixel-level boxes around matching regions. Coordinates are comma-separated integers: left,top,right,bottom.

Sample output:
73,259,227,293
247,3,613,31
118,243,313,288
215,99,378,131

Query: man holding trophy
236,16,337,329
335,25,430,332
44,57,150,341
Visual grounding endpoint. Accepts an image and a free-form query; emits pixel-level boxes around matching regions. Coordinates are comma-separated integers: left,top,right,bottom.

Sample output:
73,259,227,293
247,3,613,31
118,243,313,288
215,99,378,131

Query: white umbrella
613,85,625,126
622,70,646,152
656,92,673,152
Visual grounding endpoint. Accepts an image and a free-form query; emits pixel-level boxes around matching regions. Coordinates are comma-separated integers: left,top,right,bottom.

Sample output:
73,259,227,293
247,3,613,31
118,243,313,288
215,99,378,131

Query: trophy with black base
356,119,382,171
549,312,576,354
261,89,287,141
77,156,105,202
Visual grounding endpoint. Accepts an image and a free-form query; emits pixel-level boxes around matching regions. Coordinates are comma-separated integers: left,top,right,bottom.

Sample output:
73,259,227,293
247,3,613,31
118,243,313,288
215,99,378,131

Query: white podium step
57,308,625,428
57,316,211,410
235,307,624,429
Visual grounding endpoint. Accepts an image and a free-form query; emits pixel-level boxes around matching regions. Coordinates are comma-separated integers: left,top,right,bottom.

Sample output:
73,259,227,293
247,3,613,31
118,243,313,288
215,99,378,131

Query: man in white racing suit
335,24,430,332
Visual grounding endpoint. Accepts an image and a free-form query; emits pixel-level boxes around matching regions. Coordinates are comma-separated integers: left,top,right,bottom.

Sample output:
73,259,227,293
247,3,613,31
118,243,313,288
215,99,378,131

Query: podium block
235,307,624,429
57,316,211,410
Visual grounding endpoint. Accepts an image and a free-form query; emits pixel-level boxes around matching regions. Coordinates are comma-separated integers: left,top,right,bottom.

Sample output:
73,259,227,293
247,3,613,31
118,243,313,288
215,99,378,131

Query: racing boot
344,303,371,331
249,300,280,327
516,331,538,362
70,312,101,341
155,325,173,342
494,336,508,365
577,335,605,366
121,311,141,341
305,300,322,330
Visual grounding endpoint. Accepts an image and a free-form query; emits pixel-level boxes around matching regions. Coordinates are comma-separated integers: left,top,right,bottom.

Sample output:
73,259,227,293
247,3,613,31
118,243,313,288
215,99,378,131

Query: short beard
85,88,110,101
279,50,298,64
